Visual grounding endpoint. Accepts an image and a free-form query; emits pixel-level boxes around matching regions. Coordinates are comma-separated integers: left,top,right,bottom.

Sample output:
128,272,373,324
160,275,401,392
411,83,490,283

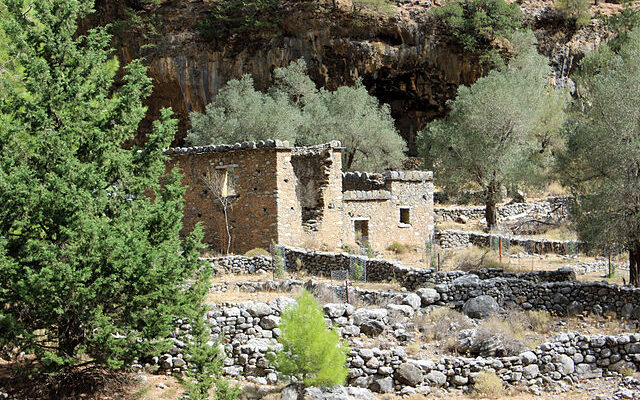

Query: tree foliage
430,0,522,67
558,28,640,285
199,0,282,40
0,0,207,375
555,0,591,27
187,59,406,171
270,290,349,387
419,31,567,229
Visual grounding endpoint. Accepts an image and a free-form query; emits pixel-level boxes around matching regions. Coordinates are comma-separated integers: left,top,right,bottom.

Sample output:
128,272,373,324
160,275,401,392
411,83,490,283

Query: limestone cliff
90,0,611,153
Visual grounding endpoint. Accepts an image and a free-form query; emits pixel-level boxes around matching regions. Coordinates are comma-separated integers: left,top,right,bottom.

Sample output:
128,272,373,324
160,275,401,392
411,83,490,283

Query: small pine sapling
270,290,349,390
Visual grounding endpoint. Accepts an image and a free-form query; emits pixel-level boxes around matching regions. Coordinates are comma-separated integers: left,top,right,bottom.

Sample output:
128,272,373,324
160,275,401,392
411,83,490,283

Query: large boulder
370,377,394,393
554,354,575,375
462,295,499,319
395,362,424,386
402,293,422,310
359,320,386,336
451,275,480,287
353,308,388,336
457,328,526,357
416,288,440,306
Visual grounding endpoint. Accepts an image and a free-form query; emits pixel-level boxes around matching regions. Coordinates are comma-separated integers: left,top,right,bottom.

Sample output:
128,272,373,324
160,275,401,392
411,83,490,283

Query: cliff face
91,0,609,153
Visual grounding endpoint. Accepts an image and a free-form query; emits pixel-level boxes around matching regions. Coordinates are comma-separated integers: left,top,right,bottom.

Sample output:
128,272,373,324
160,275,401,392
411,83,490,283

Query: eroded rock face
88,0,482,151
88,0,609,151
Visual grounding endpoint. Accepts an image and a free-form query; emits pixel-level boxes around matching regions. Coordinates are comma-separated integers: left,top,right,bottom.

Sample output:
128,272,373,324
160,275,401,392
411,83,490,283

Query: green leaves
559,28,640,254
419,30,567,226
187,59,407,172
431,0,522,67
0,0,207,377
271,290,349,387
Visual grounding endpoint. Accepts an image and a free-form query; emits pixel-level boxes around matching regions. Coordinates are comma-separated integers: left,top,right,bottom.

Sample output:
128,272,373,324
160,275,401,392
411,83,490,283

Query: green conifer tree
0,0,207,377
271,290,349,389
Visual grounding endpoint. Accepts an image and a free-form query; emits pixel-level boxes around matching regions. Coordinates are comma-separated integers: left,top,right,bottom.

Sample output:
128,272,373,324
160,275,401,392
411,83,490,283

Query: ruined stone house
164,140,434,254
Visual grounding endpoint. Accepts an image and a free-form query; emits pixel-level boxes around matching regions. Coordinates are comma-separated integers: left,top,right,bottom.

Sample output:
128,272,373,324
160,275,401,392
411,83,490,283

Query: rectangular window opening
400,207,411,225
354,220,369,245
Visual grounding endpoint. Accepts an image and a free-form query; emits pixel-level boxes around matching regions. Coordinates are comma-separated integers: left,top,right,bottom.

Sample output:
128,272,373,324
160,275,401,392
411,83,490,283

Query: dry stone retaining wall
435,229,583,255
435,196,570,223
157,298,640,394
203,247,575,289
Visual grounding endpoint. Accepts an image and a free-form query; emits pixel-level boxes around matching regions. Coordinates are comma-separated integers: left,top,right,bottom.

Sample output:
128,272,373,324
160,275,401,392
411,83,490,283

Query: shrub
270,290,349,387
245,248,270,258
413,307,474,341
352,262,365,281
352,0,396,16
387,241,407,254
473,370,504,397
430,0,522,61
556,0,591,27
198,0,282,40
272,244,285,278
521,310,552,333
455,247,503,271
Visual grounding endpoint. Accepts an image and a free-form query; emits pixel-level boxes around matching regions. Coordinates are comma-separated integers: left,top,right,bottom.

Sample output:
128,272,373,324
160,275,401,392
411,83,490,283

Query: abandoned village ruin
165,139,435,254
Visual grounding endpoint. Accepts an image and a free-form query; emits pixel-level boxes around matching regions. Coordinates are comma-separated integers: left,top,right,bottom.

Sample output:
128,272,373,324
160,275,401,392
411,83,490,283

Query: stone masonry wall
276,143,345,250
165,142,282,253
342,171,434,252
158,298,640,394
435,229,583,255
435,196,570,223
166,140,435,255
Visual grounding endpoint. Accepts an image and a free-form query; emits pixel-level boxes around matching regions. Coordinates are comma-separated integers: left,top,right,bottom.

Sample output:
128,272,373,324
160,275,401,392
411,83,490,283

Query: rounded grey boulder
462,295,500,319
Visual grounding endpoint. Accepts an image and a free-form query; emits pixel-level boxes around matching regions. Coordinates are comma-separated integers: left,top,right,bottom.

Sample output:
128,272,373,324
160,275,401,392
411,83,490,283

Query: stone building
164,140,434,254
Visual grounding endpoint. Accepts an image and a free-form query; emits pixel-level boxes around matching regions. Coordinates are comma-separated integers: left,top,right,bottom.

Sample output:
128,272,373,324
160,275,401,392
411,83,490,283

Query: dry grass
473,371,504,398
437,220,486,232
453,247,518,272
244,248,270,257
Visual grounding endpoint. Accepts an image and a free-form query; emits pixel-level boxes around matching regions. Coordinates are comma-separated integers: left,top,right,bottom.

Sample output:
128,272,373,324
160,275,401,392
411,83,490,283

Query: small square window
400,207,410,225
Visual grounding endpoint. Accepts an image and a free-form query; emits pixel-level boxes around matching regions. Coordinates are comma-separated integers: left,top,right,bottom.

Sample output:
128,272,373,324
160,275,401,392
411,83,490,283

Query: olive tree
419,30,567,229
559,28,640,285
187,59,406,171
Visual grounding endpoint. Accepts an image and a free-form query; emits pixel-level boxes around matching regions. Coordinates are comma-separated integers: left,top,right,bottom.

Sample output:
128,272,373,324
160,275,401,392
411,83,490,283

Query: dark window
354,220,369,245
400,208,410,224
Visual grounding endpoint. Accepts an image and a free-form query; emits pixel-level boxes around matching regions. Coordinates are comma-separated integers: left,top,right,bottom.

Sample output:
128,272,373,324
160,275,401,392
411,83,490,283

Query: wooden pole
499,236,502,265
345,279,350,304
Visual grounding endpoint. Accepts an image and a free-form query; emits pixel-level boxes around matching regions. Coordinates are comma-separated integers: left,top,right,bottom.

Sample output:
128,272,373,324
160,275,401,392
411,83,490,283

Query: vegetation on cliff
430,0,522,68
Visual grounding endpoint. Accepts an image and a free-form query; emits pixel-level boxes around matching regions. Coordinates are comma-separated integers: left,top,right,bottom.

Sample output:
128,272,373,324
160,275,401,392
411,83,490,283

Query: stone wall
202,247,576,290
342,171,434,252
435,229,583,255
435,196,570,224
157,297,640,394
166,141,285,253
